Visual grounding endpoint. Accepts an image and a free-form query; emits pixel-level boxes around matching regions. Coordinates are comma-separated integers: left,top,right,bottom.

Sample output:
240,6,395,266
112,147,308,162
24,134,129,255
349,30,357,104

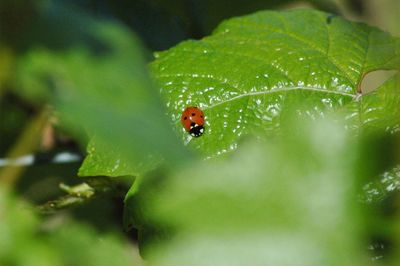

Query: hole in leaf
360,70,398,94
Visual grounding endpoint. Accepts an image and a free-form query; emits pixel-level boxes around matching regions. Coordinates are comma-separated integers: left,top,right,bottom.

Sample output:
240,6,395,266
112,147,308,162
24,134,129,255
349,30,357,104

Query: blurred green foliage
0,0,400,265
0,187,141,266
142,118,368,265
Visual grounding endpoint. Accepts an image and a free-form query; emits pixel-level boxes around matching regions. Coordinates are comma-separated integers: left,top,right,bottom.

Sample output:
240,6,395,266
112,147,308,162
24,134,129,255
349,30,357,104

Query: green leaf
151,9,400,158
135,118,368,265
78,137,146,178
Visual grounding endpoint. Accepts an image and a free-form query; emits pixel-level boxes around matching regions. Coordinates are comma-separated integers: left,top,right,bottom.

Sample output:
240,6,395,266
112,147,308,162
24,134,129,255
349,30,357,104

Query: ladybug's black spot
191,113,196,116
190,122,196,128
189,125,204,137
200,115,203,118
184,117,187,120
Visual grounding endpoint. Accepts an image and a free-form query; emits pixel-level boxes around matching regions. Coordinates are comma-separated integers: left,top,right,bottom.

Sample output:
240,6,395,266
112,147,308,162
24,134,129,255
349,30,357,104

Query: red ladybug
181,106,205,137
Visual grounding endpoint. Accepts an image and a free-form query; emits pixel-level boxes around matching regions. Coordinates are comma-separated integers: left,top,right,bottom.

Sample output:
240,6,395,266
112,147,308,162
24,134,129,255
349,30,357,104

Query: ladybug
181,106,205,137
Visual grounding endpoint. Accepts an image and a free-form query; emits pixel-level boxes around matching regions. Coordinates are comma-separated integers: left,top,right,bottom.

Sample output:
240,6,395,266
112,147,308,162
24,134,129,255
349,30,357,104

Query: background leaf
0,187,141,266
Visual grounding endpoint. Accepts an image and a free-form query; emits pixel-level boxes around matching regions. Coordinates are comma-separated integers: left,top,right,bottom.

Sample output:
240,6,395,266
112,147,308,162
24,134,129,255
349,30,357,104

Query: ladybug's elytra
181,106,205,137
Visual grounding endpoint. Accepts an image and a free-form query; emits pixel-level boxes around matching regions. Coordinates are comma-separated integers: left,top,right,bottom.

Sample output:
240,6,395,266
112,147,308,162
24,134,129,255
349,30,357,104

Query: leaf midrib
158,72,355,110
203,86,355,110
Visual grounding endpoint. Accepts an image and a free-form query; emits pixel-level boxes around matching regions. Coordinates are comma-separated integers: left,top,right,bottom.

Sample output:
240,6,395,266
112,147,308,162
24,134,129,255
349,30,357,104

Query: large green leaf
151,9,400,158
76,9,400,177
